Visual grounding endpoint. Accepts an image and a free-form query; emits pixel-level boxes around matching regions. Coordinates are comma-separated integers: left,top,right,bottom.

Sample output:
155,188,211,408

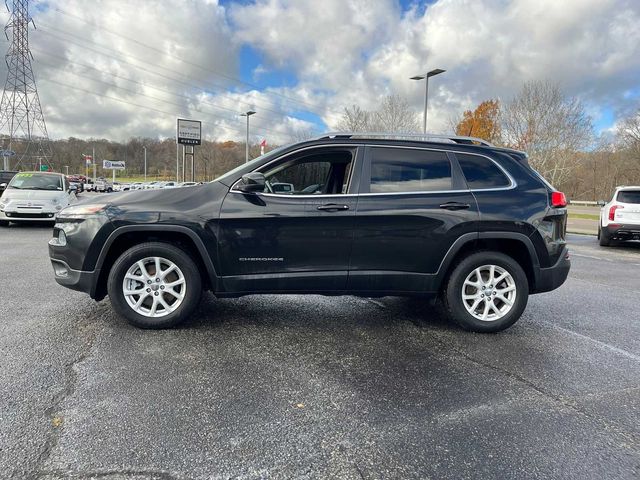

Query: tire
599,226,611,247
442,251,529,333
107,242,202,329
0,220,9,227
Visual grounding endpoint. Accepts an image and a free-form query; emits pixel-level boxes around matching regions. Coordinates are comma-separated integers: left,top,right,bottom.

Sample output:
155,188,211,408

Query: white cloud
0,0,638,143
232,0,640,133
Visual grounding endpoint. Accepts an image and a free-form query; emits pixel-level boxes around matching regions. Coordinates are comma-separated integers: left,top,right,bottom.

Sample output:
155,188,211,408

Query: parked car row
118,181,200,191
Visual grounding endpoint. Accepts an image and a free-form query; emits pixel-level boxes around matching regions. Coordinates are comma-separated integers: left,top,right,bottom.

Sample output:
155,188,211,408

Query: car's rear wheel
107,242,202,328
598,226,611,246
443,252,529,333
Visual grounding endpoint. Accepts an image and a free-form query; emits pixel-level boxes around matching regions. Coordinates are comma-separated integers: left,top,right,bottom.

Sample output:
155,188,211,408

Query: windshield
213,144,291,184
617,190,640,204
8,172,63,191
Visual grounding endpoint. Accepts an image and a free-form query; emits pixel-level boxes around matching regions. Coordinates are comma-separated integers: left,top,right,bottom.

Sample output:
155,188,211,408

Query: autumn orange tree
455,99,501,143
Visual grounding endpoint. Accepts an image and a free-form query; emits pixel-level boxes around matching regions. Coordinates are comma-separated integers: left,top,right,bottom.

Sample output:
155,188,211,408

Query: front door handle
317,204,350,212
439,202,471,210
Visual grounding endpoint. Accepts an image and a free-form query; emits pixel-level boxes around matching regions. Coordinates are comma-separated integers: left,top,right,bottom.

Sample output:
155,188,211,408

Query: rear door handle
317,204,350,212
439,202,470,210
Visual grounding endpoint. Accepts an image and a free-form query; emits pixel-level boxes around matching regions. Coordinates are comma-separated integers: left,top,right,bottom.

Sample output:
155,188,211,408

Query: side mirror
0,183,6,191
68,185,78,193
597,200,606,207
237,172,265,193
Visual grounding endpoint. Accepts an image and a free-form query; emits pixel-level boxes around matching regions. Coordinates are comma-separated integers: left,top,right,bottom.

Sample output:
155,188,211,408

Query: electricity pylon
0,0,52,171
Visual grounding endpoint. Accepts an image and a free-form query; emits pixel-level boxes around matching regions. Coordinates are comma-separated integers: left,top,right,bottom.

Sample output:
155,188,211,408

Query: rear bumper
532,247,571,294
607,223,640,240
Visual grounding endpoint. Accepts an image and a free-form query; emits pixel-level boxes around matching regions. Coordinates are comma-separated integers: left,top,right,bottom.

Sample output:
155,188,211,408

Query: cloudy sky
1,0,639,144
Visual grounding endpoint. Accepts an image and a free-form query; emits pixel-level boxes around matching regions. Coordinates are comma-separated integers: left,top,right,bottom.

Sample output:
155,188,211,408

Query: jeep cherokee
48,133,570,333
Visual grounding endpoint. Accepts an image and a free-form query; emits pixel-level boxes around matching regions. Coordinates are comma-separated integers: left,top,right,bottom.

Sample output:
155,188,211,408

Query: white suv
598,186,640,246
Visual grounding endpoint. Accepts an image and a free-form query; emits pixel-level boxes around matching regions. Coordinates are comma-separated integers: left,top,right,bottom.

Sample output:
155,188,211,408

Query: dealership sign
177,118,202,145
103,160,126,170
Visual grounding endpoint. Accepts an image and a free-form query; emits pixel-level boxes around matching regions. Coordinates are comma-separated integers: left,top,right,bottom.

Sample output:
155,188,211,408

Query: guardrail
569,200,600,206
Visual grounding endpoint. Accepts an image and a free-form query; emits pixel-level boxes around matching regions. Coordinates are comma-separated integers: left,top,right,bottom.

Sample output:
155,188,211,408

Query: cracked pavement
1,227,639,479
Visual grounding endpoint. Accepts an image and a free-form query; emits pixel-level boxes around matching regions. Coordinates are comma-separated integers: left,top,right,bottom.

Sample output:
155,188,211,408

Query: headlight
58,204,107,216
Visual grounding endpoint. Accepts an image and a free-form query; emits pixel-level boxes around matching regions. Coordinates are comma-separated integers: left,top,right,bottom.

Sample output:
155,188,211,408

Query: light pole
410,68,445,134
240,110,256,163
64,165,69,175
143,146,147,181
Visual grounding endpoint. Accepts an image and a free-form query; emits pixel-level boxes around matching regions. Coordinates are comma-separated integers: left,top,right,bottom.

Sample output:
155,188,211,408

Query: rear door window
617,190,640,204
369,148,452,193
456,153,511,189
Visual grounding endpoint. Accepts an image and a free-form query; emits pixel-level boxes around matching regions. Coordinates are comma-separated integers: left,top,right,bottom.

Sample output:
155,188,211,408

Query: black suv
48,134,570,332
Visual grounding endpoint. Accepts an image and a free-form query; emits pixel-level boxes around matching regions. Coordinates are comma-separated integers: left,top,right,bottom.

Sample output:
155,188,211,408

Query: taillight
551,191,567,208
609,205,623,221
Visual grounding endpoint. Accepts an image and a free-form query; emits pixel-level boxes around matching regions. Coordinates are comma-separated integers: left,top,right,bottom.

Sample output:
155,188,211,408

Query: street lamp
410,68,446,134
240,110,256,163
142,146,147,181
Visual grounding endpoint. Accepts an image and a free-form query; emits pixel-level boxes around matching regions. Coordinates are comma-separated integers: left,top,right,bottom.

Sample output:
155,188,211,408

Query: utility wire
32,48,318,137
31,46,315,127
50,6,331,114
35,20,330,121
40,77,298,141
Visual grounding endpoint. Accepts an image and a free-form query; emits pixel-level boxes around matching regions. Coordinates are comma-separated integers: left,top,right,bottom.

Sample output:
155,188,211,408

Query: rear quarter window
617,190,640,204
456,153,511,189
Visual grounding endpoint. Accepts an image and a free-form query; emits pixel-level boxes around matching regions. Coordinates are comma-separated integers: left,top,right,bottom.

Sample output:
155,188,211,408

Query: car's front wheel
107,242,202,328
443,252,529,333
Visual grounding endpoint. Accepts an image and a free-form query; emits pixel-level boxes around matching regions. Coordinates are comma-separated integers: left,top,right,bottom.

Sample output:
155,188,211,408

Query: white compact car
598,186,640,246
0,172,77,225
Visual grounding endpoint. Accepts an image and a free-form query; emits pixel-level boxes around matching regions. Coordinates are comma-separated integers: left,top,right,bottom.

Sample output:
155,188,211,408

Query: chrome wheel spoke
496,294,513,306
137,260,150,279
165,288,184,301
149,297,159,316
496,285,516,294
124,287,146,296
134,294,149,309
160,264,177,279
165,278,185,288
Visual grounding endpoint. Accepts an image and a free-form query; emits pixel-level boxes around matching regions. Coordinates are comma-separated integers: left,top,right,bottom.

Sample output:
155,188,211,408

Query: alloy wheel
122,256,186,318
461,264,517,321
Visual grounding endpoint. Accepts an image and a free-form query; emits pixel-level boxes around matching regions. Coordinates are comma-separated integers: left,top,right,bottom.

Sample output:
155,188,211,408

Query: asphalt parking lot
1,227,639,479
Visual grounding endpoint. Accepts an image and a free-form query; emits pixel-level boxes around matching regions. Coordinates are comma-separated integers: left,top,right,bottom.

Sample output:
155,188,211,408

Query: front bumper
532,247,571,294
0,209,58,221
49,258,98,297
607,223,640,240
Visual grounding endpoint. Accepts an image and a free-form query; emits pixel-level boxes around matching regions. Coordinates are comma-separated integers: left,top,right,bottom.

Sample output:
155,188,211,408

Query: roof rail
313,132,494,147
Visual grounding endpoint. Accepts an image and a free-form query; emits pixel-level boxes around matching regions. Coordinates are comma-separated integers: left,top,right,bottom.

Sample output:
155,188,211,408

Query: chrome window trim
229,142,517,198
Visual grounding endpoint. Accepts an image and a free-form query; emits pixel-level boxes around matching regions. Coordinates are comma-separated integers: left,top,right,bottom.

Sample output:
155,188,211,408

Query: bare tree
501,80,593,186
336,104,370,132
335,96,418,133
370,95,419,133
619,109,640,156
